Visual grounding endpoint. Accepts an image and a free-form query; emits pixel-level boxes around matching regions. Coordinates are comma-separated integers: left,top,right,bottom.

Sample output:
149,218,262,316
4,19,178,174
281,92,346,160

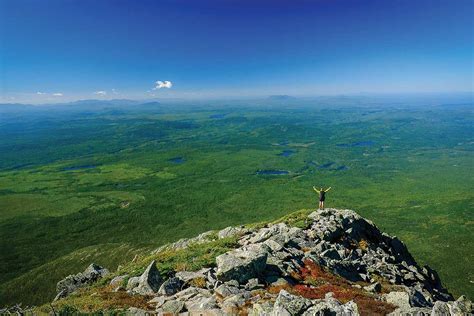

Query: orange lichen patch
267,283,294,294
291,259,396,316
358,239,368,251
189,277,207,288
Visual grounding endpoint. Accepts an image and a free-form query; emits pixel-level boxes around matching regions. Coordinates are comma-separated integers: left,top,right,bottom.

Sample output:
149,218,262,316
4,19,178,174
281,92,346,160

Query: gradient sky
0,0,473,103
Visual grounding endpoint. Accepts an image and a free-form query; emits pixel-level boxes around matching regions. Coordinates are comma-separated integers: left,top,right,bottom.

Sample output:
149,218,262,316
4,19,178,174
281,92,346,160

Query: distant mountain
0,103,35,113
0,99,160,114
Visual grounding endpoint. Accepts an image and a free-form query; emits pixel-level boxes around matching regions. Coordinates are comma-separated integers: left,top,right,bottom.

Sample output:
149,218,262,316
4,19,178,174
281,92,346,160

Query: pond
169,157,185,164
278,150,295,157
256,170,289,175
318,162,335,169
337,141,375,147
209,114,227,119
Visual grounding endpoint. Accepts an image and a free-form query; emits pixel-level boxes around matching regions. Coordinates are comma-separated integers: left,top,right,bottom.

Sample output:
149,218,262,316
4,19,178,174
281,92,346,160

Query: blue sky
0,0,473,103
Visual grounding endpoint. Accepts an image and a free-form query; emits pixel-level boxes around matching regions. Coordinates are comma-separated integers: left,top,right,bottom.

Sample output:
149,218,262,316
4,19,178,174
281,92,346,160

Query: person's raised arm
313,186,320,193
325,187,332,192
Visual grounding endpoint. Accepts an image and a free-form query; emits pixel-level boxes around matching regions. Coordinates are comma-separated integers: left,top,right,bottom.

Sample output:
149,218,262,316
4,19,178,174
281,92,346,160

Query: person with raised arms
313,186,331,210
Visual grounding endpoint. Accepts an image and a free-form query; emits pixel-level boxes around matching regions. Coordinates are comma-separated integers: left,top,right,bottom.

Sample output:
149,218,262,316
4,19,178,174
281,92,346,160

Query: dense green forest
0,98,472,305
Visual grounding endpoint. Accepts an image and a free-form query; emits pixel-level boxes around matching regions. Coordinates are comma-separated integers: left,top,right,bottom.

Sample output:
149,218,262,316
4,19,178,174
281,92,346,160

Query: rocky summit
38,208,473,315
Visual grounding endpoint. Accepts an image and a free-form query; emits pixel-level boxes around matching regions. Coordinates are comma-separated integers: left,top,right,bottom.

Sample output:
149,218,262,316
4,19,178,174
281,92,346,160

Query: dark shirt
319,191,326,201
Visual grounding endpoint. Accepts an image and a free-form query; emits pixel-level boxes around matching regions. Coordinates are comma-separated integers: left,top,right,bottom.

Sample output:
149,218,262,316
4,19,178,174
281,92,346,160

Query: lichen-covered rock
218,226,246,239
158,277,184,296
216,243,268,283
131,260,163,295
55,263,109,300
385,291,412,310
272,290,313,315
160,300,185,314
303,297,359,316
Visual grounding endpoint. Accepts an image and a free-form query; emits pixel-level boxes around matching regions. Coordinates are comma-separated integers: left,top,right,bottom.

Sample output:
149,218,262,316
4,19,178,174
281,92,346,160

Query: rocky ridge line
51,208,473,315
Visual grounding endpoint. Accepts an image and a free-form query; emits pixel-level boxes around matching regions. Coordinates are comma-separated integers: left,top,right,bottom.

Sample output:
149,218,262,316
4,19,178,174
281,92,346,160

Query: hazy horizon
1,0,473,104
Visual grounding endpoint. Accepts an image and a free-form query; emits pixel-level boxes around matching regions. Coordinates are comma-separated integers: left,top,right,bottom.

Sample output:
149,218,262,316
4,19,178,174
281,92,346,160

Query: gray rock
264,239,284,252
222,293,252,311
133,260,163,295
385,291,412,310
174,286,202,300
245,278,263,290
215,283,242,298
303,298,359,315
446,295,474,315
321,248,342,260
110,274,128,287
273,290,312,315
409,287,432,308
148,296,166,308
218,226,245,239
158,277,184,296
185,294,218,311
364,282,382,293
225,279,240,287
161,300,185,314
55,263,109,300
126,277,140,290
431,301,450,315
216,244,268,284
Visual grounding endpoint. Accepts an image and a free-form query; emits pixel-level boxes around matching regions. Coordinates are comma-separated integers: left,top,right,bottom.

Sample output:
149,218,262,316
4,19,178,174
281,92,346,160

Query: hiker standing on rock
313,186,331,210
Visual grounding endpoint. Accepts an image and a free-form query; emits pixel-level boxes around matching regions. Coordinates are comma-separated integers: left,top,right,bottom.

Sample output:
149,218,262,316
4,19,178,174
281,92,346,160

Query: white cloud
154,80,173,90
111,89,118,94
94,90,107,96
36,92,46,95
52,93,63,96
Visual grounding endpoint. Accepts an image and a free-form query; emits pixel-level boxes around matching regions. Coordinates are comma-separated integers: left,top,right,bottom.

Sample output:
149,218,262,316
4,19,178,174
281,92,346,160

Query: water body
256,170,289,175
278,150,295,157
209,113,226,119
318,162,335,169
63,165,97,171
337,141,375,147
169,157,185,164
335,165,349,171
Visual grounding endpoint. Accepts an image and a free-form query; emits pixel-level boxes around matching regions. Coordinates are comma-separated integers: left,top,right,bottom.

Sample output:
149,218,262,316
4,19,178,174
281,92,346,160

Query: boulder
218,226,245,239
126,277,140,290
216,244,268,284
272,290,312,315
132,260,163,295
385,291,412,310
185,294,218,312
160,300,185,314
303,298,359,316
158,277,184,296
215,284,242,298
55,263,109,300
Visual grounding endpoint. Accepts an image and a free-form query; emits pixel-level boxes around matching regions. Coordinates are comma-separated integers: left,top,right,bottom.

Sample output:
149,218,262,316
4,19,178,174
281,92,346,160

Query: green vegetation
0,100,472,305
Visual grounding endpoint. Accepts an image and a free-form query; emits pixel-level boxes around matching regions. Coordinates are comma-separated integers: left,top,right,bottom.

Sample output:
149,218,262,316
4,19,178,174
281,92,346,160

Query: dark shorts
319,197,325,202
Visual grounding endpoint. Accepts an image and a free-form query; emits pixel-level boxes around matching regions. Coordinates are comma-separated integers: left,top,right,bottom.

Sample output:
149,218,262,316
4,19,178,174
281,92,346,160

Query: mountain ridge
6,208,472,315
